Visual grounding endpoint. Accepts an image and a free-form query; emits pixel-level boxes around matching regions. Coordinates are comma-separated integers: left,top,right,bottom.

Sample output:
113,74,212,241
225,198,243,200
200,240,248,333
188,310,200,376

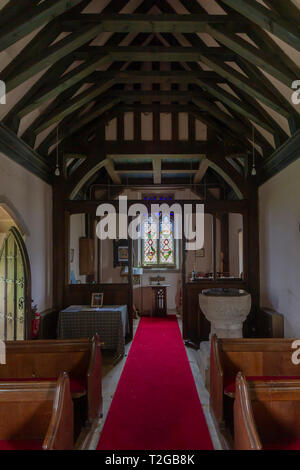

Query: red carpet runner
97,316,214,450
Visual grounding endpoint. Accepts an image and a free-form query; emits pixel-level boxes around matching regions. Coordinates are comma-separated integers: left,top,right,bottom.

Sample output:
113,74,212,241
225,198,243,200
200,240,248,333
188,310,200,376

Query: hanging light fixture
55,123,60,176
251,124,256,176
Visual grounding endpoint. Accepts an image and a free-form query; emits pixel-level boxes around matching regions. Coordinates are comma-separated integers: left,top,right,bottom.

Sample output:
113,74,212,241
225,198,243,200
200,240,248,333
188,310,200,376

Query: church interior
0,0,300,452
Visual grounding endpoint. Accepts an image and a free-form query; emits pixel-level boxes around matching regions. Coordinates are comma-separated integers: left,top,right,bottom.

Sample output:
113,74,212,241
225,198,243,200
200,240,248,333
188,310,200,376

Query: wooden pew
0,373,73,450
210,336,300,426
0,335,102,427
234,373,300,450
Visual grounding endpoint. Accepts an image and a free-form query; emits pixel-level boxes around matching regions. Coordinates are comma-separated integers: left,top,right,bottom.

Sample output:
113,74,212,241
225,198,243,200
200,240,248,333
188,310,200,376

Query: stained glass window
142,214,175,267
142,216,158,265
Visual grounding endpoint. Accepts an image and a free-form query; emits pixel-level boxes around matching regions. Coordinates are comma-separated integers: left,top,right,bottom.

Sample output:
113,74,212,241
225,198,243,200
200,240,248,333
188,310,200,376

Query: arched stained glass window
142,214,175,267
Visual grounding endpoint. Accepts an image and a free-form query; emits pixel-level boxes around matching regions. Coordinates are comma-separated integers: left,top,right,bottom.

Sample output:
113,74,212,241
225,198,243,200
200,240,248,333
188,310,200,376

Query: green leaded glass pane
6,234,15,340
159,215,174,265
0,229,26,341
143,216,158,265
16,242,25,340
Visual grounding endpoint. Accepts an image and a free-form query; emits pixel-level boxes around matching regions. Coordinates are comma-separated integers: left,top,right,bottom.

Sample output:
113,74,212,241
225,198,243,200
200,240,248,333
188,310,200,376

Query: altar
57,305,129,358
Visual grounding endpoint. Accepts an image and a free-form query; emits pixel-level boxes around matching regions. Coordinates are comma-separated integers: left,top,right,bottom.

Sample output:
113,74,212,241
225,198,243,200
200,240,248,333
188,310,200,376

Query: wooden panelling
79,238,94,275
64,283,129,307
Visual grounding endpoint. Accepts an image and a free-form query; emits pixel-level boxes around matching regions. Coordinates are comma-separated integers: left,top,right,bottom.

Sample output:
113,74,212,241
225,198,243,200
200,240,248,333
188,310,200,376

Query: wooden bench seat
234,373,300,450
1,336,102,426
0,373,73,450
210,335,300,425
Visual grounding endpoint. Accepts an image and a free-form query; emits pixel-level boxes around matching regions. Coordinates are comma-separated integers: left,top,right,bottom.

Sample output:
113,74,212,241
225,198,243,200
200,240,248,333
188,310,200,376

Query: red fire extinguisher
31,304,40,339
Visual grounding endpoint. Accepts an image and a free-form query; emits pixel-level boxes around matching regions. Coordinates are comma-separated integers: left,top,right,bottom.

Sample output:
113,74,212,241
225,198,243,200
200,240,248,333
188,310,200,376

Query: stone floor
88,316,222,450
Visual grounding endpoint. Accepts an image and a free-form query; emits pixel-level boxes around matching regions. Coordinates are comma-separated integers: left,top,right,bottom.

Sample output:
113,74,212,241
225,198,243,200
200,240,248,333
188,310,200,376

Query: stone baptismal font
197,288,251,387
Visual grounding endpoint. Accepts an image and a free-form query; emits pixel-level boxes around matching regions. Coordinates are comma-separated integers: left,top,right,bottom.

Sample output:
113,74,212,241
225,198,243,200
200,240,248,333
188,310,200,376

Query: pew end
234,373,300,450
0,373,74,450
210,335,225,426
87,333,103,423
210,337,300,435
43,372,74,450
234,373,262,450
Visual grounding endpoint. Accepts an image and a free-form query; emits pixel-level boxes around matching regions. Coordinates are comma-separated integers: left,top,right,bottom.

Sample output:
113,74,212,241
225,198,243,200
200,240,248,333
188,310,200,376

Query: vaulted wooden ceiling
0,0,299,189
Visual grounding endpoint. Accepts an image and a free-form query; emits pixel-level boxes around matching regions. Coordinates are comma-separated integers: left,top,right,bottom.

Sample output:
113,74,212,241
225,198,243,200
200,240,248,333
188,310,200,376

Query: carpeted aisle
97,315,214,450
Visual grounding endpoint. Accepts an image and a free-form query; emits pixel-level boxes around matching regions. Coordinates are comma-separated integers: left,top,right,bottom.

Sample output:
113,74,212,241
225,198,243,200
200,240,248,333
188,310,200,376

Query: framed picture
113,240,128,267
118,246,128,262
91,293,103,308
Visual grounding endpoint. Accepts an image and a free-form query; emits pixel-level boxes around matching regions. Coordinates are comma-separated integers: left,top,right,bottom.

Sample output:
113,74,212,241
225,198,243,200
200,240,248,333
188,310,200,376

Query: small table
57,305,128,359
150,284,170,317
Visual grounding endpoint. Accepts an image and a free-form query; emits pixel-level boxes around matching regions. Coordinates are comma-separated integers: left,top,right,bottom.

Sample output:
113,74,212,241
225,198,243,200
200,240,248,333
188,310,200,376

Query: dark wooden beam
229,84,289,146
73,45,236,61
11,55,112,118
117,115,124,142
30,28,147,150
21,79,89,147
0,0,84,53
17,70,224,119
258,130,300,185
219,0,300,50
49,97,121,145
1,20,61,90
90,70,223,83
206,26,296,87
134,111,141,142
61,13,250,32
220,100,274,156
172,112,179,141
194,79,275,134
155,19,291,122
192,97,264,148
263,0,300,25
1,0,91,84
0,123,52,183
76,141,209,156
4,56,74,133
4,25,113,92
31,80,116,134
198,55,291,118
0,0,40,22
100,90,208,100
236,58,300,134
246,24,300,79
65,142,249,200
